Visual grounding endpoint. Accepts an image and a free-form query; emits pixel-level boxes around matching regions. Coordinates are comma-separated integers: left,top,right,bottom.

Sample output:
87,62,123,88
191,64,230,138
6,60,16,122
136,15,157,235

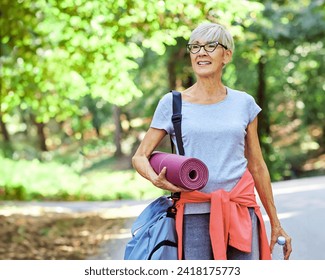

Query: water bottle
272,236,286,260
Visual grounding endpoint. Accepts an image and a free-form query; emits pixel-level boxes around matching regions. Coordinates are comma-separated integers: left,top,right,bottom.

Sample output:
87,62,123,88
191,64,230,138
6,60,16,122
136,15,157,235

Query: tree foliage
1,0,324,181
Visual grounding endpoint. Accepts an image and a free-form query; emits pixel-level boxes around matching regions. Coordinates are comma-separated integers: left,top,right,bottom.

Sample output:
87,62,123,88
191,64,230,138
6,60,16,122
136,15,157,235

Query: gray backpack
123,195,178,260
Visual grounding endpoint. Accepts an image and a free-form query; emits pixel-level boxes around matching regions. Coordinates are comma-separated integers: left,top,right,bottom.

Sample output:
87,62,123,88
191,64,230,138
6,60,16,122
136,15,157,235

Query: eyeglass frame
186,41,228,54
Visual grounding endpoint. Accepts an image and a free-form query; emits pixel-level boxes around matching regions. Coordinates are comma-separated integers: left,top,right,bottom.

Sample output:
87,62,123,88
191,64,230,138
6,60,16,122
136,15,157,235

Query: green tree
0,0,260,154
1,0,323,179
236,0,325,178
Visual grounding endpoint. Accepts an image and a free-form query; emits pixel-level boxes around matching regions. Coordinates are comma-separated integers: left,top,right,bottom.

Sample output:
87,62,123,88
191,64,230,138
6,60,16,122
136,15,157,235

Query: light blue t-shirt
150,87,262,214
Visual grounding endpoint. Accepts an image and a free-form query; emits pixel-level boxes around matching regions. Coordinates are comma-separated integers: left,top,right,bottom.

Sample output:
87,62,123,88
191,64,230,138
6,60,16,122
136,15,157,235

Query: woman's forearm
132,154,158,183
131,128,183,193
250,163,281,229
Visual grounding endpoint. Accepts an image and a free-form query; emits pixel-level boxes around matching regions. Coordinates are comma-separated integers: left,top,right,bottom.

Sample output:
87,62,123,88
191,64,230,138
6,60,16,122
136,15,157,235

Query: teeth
198,62,211,65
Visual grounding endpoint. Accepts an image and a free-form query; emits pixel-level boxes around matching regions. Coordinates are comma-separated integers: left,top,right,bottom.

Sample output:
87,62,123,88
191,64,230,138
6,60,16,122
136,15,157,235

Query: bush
0,156,84,200
0,156,163,201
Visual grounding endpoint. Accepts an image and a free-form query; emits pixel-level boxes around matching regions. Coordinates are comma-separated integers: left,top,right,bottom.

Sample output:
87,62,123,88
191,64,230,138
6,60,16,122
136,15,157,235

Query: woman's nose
198,46,207,55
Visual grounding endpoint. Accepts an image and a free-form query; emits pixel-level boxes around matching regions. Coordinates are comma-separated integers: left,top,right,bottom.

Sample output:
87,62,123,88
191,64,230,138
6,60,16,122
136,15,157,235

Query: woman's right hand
152,166,184,193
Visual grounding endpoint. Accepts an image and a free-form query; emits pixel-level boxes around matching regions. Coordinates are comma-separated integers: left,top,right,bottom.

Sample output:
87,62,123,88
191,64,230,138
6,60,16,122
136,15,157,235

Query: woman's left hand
270,226,292,260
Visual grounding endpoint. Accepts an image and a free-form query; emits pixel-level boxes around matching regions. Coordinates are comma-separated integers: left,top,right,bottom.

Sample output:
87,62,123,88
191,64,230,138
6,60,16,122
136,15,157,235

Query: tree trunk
113,105,122,157
167,52,177,90
36,121,47,151
167,46,187,90
185,75,194,88
321,122,325,152
31,115,47,151
0,113,10,142
256,56,270,138
91,115,101,137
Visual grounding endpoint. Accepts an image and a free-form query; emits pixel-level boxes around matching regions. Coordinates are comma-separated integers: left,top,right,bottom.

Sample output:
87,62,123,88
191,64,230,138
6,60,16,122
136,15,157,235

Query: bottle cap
277,236,286,245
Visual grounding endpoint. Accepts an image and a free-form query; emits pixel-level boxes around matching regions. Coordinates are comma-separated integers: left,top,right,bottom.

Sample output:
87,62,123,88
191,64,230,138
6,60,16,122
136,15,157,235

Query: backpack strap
170,90,184,219
171,90,185,156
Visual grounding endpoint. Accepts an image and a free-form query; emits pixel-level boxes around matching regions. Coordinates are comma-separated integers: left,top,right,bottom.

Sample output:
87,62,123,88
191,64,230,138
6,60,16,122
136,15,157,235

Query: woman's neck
183,78,227,104
195,78,225,96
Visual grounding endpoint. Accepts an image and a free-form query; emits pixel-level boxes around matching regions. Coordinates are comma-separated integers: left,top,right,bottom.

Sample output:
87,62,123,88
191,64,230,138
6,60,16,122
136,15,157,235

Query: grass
81,169,164,200
0,155,164,201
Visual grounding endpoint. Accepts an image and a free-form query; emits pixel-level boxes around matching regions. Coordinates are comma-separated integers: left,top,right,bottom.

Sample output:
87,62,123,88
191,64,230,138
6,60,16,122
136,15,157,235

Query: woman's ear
223,49,233,65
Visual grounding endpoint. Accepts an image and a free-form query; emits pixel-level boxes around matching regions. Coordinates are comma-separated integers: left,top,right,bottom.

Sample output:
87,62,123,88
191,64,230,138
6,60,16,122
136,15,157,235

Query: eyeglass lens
187,42,227,54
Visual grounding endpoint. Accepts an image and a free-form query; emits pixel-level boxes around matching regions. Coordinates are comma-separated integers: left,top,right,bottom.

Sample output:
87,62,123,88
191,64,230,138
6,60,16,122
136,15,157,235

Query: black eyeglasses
186,41,228,54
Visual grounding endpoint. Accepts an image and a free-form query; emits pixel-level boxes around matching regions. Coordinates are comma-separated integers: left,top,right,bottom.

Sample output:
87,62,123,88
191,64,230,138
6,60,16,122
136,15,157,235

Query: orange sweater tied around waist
175,169,271,260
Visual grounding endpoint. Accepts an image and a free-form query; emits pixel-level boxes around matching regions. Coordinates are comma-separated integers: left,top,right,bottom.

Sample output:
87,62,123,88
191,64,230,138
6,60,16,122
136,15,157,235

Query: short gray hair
189,23,235,52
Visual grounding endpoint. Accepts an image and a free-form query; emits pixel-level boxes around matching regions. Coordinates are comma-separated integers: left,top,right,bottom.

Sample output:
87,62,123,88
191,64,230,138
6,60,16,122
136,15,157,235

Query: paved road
260,175,325,260
1,175,324,260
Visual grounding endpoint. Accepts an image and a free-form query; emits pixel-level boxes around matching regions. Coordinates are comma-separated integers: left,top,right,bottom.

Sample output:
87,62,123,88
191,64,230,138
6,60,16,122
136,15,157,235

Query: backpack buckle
171,113,182,123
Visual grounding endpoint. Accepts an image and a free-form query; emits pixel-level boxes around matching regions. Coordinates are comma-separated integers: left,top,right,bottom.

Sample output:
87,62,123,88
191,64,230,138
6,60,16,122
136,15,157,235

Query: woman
132,22,292,260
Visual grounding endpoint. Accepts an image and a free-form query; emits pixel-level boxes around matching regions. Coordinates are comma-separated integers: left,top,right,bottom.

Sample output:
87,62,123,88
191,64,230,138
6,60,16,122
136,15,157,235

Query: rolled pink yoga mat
149,152,209,191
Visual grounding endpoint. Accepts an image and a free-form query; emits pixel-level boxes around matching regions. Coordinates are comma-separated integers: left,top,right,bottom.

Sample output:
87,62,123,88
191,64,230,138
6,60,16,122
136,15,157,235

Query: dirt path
0,200,149,260
0,212,130,260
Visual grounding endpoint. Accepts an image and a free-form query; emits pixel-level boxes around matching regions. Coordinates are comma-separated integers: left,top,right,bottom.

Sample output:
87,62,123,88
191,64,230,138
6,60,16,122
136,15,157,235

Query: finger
158,167,167,178
156,167,181,192
165,181,183,193
169,186,184,193
269,237,277,252
284,241,292,260
284,236,292,259
159,182,182,193
269,242,275,253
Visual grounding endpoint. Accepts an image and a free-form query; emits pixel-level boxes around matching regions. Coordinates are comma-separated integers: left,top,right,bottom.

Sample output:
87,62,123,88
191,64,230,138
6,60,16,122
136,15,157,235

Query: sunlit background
0,0,324,260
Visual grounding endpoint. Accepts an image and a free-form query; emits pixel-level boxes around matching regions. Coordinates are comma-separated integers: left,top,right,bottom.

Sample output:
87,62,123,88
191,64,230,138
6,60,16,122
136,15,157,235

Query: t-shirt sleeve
150,93,173,134
247,94,262,123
